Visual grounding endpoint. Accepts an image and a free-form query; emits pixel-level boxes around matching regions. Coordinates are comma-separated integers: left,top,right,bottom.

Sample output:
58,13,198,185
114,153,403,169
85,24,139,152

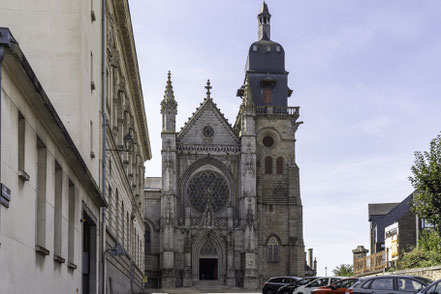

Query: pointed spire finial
205,79,212,99
164,70,175,101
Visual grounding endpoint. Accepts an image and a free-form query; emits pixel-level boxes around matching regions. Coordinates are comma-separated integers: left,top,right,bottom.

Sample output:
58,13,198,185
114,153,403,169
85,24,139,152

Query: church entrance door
199,258,218,280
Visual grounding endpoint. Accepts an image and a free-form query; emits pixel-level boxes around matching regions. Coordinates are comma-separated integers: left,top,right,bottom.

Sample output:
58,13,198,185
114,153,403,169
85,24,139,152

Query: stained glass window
187,170,229,213
267,236,279,262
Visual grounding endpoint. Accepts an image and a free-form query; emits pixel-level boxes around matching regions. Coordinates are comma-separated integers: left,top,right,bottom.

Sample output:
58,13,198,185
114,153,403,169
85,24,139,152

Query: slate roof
373,193,415,243
368,202,399,219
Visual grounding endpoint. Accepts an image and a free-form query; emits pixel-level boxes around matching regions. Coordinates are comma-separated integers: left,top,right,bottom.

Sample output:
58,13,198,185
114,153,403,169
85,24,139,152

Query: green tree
332,264,353,277
409,133,441,234
398,230,441,269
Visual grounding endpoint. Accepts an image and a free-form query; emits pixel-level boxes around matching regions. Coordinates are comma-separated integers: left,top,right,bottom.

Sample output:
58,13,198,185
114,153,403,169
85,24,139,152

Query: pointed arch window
276,157,284,174
264,156,273,174
267,236,279,262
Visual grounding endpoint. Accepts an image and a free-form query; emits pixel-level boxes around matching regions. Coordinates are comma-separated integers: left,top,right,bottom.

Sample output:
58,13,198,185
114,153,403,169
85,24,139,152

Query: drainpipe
100,0,107,293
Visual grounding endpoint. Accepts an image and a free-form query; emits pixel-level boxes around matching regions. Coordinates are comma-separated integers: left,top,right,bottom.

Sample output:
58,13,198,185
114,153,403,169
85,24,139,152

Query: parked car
278,277,319,294
293,277,342,294
417,278,441,294
346,275,432,294
263,276,303,294
313,278,360,294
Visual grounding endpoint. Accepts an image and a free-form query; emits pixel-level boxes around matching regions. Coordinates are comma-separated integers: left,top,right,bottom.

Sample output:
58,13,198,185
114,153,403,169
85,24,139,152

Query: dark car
346,275,432,294
263,276,302,294
277,277,319,294
417,278,441,294
314,278,360,294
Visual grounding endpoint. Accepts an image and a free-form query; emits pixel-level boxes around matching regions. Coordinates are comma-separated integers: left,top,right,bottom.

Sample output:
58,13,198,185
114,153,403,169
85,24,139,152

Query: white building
0,27,104,294
0,0,151,292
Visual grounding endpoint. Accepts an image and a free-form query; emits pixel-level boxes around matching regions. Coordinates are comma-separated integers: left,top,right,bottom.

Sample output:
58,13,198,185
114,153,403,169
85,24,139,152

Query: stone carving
164,159,174,175
184,231,192,252
200,239,217,256
164,200,172,226
244,144,255,176
190,217,228,227
246,201,254,228
178,144,240,154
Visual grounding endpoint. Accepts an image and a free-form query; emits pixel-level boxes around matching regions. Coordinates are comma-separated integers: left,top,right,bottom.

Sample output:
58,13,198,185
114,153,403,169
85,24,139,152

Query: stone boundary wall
366,265,441,281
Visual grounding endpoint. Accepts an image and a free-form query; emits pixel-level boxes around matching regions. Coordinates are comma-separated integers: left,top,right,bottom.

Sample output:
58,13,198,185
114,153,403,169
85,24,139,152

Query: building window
90,0,96,22
115,189,119,239
276,157,284,174
126,212,130,253
54,161,63,261
145,224,151,254
186,170,229,214
68,180,76,266
265,156,273,174
107,186,112,227
263,136,274,147
90,120,95,158
18,111,29,181
122,203,125,246
263,88,272,104
90,52,95,91
36,137,48,255
267,236,279,262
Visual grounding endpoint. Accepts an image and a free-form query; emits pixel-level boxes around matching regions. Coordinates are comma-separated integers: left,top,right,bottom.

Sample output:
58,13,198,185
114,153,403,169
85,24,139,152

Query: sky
129,0,441,277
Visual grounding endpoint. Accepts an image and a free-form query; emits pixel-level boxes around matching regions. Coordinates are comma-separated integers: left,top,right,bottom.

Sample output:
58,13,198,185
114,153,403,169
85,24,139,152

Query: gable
178,99,239,147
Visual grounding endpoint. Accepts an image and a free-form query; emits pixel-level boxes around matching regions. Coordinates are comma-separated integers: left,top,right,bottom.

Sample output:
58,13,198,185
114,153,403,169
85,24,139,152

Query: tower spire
161,71,177,132
258,1,271,40
205,79,212,100
164,70,175,101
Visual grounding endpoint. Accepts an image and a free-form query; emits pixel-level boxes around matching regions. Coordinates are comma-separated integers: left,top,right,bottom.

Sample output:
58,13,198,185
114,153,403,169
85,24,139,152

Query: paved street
146,289,261,294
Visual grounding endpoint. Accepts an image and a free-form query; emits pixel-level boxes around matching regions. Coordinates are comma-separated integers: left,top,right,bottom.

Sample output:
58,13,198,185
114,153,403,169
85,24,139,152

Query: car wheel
282,291,291,294
266,290,275,294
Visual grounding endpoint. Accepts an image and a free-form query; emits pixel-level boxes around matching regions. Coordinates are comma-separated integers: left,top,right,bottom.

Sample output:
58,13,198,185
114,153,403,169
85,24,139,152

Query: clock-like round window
263,136,274,147
187,170,229,213
203,126,214,137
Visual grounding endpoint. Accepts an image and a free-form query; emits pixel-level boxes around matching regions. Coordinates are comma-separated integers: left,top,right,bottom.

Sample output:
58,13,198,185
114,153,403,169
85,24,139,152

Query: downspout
100,0,107,293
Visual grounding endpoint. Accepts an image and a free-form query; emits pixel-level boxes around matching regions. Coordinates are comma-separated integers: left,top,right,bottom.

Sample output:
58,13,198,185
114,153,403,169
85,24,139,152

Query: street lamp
106,131,134,152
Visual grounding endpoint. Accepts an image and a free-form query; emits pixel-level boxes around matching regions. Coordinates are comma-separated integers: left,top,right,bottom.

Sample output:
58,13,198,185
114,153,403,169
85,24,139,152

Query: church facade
144,3,305,289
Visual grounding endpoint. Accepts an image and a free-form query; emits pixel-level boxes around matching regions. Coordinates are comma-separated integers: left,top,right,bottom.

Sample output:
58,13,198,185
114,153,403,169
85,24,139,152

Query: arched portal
199,239,218,280
192,232,225,285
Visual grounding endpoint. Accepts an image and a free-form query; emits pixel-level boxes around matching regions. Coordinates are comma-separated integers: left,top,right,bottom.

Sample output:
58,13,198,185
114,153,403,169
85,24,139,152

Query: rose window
187,170,229,213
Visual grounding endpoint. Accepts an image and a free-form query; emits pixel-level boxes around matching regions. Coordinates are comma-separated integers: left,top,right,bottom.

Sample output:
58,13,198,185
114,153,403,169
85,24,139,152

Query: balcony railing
255,106,300,117
354,251,387,275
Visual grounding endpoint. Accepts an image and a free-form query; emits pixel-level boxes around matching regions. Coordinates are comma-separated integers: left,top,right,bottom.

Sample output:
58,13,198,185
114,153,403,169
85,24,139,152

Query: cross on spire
205,79,212,99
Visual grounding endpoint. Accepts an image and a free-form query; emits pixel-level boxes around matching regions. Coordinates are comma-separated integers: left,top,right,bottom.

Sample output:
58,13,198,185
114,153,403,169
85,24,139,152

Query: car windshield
298,279,315,286
415,277,433,285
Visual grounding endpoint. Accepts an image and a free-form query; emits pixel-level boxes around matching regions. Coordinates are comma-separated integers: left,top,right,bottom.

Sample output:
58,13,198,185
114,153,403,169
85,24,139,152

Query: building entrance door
199,258,218,280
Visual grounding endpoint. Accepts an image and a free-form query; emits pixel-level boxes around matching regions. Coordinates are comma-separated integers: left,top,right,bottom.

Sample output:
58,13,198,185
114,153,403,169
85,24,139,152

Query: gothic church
144,3,305,289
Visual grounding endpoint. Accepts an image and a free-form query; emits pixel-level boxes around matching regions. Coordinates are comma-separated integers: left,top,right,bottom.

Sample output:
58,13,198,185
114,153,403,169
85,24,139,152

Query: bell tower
236,2,305,281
